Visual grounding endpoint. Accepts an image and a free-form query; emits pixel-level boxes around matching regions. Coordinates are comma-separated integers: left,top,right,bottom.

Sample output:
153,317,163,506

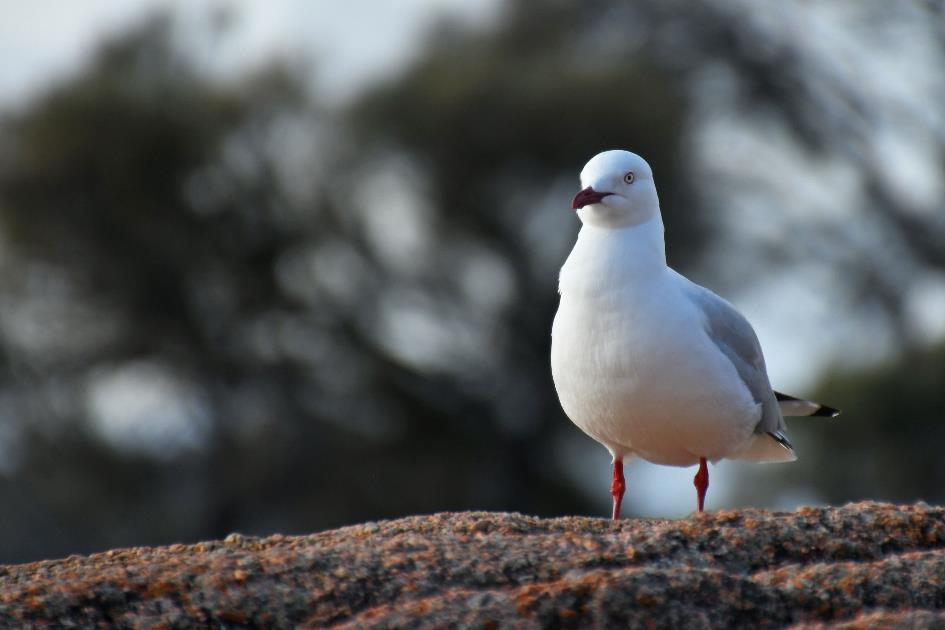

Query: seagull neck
559,216,668,298
580,215,667,272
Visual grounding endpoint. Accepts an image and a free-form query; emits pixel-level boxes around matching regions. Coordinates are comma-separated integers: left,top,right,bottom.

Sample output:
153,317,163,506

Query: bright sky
0,0,502,107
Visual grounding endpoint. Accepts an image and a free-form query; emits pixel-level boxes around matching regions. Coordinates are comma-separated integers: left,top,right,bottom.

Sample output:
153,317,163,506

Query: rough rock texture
0,502,943,628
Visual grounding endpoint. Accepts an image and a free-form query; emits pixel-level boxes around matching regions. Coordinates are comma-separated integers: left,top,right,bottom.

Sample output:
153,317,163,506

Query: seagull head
571,150,660,228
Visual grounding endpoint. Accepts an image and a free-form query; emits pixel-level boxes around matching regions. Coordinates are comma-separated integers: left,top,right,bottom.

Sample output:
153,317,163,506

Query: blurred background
1,0,944,563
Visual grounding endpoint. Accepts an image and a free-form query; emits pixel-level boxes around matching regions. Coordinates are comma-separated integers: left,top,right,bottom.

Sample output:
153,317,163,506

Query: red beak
571,186,612,210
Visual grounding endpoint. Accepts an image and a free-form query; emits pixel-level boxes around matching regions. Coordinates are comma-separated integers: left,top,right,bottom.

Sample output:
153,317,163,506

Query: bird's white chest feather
551,223,759,466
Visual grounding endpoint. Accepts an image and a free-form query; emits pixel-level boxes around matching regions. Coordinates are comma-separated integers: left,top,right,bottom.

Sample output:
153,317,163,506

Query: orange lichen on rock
0,502,942,628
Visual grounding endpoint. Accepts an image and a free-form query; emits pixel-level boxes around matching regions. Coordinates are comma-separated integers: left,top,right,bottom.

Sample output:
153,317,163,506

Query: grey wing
675,273,791,448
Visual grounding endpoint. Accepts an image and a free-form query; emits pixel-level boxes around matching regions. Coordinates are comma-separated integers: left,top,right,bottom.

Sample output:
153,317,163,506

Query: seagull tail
775,392,841,418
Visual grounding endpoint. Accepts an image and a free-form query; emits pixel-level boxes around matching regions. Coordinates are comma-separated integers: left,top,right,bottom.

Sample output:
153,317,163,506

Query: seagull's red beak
571,186,612,210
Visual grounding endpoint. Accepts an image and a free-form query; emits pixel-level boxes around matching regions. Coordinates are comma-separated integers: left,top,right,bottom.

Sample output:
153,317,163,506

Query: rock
0,502,942,628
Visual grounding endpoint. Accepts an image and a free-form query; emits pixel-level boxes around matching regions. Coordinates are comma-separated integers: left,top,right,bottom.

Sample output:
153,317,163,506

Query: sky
0,0,502,108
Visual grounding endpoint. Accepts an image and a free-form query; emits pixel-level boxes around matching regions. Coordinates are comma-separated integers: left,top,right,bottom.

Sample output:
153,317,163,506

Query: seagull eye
624,171,635,184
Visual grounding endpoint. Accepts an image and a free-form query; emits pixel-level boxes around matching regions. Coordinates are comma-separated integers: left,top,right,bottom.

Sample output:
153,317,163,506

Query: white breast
551,221,760,466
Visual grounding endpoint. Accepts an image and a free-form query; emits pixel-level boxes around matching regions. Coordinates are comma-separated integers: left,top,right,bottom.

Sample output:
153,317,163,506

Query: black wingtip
775,391,841,418
767,431,794,451
812,405,841,418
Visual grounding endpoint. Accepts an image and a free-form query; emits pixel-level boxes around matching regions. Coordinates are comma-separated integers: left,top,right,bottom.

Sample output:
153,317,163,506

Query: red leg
611,459,626,520
693,457,709,513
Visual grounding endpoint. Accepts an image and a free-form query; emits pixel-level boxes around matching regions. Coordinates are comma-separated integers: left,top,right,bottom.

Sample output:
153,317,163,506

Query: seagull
550,150,839,519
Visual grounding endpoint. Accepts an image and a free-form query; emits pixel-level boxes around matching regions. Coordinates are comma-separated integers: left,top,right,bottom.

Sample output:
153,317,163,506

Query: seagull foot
611,459,626,520
693,457,709,513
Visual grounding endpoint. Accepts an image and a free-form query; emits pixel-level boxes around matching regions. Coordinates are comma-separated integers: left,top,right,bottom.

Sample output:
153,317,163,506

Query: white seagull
551,150,839,518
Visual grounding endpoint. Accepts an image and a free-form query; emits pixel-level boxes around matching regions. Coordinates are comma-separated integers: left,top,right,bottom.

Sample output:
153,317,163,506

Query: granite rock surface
1,502,943,628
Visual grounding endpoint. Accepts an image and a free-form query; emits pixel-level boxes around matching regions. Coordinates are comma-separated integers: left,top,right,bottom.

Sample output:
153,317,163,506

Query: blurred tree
0,5,698,560
0,16,322,560
783,342,945,505
345,0,945,513
1,0,944,563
